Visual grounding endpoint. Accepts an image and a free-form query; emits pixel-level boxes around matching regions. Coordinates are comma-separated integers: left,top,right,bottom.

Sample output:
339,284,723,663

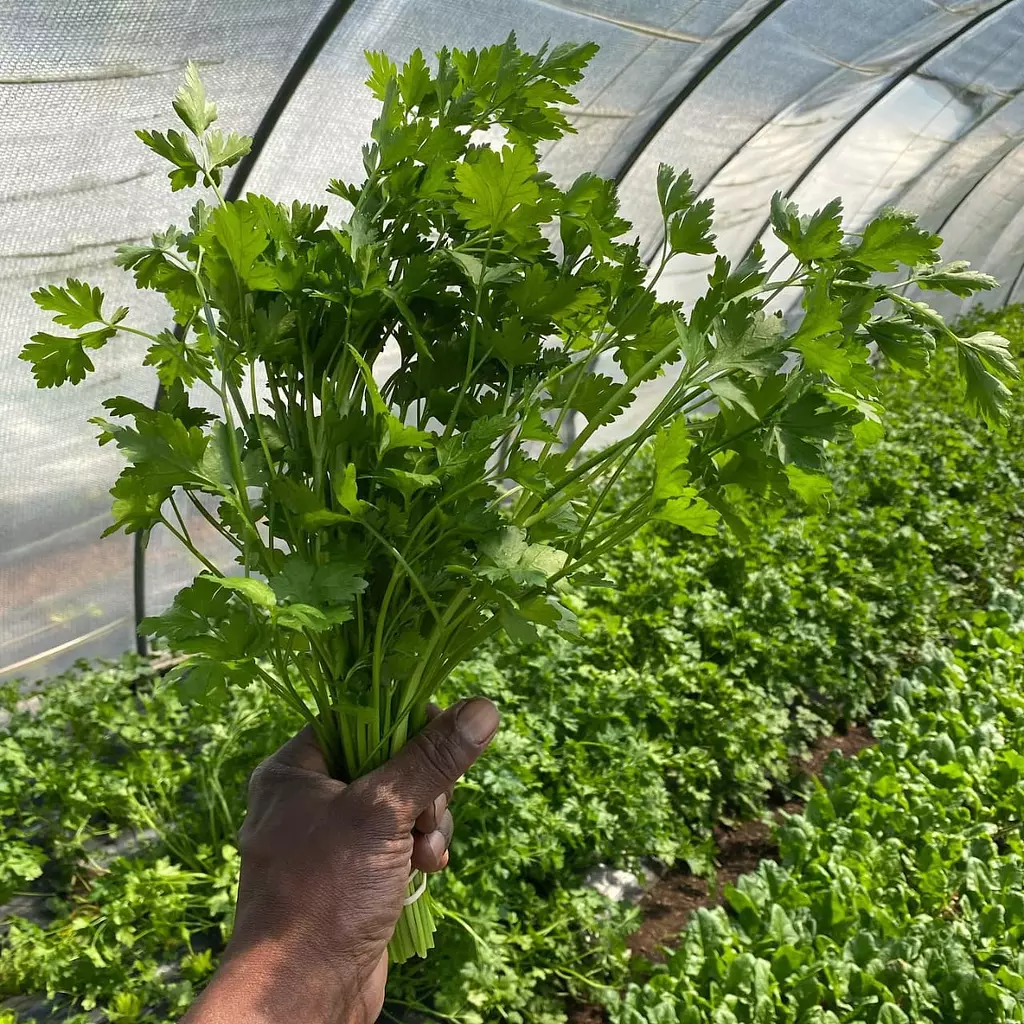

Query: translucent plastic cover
2,0,1022,680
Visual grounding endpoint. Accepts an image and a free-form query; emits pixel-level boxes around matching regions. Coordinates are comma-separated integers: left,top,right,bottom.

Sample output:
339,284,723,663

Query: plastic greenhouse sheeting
1,0,1023,683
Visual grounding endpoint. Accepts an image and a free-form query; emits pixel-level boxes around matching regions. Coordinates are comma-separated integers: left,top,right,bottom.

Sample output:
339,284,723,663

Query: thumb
361,697,499,827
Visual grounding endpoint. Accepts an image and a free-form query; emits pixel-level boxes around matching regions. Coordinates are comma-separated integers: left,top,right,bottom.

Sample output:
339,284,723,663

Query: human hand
182,697,500,1024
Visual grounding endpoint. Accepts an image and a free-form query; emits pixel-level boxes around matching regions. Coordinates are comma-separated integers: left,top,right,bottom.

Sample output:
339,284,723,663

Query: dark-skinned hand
181,696,499,1024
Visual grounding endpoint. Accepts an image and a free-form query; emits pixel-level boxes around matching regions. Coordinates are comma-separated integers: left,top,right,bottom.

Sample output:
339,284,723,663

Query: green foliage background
3,304,1024,1022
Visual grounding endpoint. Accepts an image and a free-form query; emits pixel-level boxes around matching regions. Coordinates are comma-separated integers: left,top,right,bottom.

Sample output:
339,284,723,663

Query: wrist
185,937,357,1024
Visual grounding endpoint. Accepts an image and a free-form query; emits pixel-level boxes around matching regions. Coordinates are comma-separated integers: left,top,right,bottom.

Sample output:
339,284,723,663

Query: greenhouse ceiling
2,0,1023,683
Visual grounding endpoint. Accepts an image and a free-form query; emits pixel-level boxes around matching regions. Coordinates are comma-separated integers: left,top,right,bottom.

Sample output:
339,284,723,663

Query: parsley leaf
454,145,545,241
850,209,941,272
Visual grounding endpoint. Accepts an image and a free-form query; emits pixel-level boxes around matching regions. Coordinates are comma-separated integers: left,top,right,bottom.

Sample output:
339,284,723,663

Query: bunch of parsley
21,36,1016,959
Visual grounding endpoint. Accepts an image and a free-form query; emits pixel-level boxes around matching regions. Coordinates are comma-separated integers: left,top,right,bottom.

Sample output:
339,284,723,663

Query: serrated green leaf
488,318,540,368
480,527,528,569
166,658,228,705
20,329,113,388
143,329,213,387
92,410,212,490
793,275,843,345
675,312,712,368
709,308,786,376
784,465,832,507
653,418,693,502
498,606,540,644
796,336,854,384
207,202,276,290
275,603,354,632
173,62,218,136
381,414,435,454
379,468,440,499
205,129,252,176
200,574,277,610
104,469,169,536
866,316,936,373
959,331,1018,379
332,462,369,518
32,279,108,329
771,194,844,263
454,144,544,241
656,164,696,221
364,50,398,100
136,128,203,190
851,209,940,272
915,260,998,298
656,494,720,536
668,198,716,256
519,406,561,444
950,329,1018,423
957,346,1013,425
549,371,634,426
709,377,759,419
769,392,858,469
398,48,431,107
448,250,521,288
519,542,568,579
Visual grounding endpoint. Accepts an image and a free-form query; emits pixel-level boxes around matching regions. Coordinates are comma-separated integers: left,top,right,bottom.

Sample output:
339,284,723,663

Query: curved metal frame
931,127,1024,240
932,134,1024,306
743,0,1021,251
1006,251,1024,304
134,0,359,649
612,0,788,185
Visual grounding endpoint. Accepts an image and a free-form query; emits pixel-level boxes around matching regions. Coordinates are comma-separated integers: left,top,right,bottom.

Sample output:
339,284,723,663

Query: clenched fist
182,697,500,1024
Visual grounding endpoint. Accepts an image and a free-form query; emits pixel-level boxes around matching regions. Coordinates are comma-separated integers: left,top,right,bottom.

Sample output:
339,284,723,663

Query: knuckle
411,728,466,785
246,758,286,802
344,776,382,817
343,780,405,839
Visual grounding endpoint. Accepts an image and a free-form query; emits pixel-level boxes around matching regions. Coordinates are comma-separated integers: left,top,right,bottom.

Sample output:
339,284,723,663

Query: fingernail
456,698,499,745
427,830,447,861
440,849,450,869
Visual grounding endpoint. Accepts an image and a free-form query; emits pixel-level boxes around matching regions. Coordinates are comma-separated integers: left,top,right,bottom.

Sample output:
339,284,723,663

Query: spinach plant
21,36,1016,960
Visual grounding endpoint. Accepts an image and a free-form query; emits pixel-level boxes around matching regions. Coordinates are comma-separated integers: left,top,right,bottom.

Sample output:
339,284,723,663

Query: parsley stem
249,365,278,481
372,567,403,720
366,521,443,622
183,490,243,551
158,515,220,575
109,323,164,345
563,333,683,459
444,233,495,439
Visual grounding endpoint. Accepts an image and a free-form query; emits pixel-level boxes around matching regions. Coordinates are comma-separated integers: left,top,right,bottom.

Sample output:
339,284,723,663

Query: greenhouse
3,0,1024,1021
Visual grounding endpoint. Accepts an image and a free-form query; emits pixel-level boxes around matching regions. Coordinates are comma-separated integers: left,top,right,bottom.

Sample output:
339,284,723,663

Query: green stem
372,567,404,722
109,323,165,345
362,521,441,624
249,365,278,481
183,490,243,551
159,516,220,575
444,234,495,439
566,333,685,458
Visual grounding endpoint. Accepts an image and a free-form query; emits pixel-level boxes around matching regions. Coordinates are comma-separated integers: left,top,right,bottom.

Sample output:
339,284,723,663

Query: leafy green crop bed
2,305,1024,1023
607,628,1024,1023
